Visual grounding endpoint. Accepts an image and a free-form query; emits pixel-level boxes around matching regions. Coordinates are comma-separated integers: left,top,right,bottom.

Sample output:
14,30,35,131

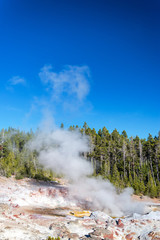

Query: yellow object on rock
69,210,91,217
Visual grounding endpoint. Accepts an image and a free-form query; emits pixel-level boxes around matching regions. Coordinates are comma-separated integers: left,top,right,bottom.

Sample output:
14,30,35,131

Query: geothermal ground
0,176,160,240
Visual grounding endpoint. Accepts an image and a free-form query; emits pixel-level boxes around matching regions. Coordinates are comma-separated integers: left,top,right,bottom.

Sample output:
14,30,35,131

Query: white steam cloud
28,64,144,217
39,65,90,102
29,128,92,180
29,127,144,217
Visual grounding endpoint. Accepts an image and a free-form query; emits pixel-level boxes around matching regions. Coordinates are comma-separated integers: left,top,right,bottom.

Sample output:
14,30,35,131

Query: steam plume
28,64,144,217
39,65,90,102
29,127,144,217
29,128,92,180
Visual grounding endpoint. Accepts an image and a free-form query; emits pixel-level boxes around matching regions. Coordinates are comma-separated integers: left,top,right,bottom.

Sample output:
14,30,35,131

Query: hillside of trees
0,123,160,198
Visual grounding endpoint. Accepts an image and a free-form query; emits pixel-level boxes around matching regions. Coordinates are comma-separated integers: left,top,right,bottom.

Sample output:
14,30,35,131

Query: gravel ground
0,176,160,240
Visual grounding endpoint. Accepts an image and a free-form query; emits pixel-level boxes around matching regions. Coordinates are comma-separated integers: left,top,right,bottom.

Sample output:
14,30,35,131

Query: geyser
29,127,144,217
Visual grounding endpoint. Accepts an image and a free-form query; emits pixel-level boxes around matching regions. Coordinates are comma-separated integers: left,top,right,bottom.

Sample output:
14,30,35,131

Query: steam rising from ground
30,129,92,180
29,128,144,217
39,65,90,102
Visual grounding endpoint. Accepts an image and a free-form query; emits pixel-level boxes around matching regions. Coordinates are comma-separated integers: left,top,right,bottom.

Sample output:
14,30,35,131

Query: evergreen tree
0,125,160,197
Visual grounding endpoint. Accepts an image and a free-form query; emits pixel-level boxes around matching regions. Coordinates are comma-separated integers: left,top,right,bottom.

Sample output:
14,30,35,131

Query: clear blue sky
0,0,160,138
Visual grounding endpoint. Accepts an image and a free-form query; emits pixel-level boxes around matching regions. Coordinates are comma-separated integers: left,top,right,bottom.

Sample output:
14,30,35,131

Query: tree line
0,124,160,197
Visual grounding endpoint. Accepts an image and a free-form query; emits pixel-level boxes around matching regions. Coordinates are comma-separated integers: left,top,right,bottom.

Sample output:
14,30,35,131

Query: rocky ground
0,176,160,240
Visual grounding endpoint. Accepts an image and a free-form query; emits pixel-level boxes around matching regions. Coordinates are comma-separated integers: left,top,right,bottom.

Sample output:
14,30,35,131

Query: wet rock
89,227,113,239
82,218,97,229
59,188,68,197
140,221,146,225
80,235,101,240
66,232,80,239
116,219,124,228
13,214,19,218
49,223,54,230
90,227,106,236
95,219,107,227
130,219,138,223
89,237,101,240
125,234,133,240
67,220,93,237
146,220,152,223
91,211,112,223
103,232,114,240
58,226,70,239
49,223,70,238
138,229,160,240
148,231,160,240
47,188,57,197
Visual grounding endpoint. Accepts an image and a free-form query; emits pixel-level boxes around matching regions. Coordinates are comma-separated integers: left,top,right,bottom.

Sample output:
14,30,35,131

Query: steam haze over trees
0,125,160,198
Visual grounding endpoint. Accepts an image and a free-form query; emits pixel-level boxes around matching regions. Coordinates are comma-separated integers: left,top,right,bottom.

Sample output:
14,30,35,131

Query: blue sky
0,0,160,138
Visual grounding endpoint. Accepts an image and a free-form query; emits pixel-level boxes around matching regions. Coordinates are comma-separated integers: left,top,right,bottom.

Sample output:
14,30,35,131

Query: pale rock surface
0,176,160,240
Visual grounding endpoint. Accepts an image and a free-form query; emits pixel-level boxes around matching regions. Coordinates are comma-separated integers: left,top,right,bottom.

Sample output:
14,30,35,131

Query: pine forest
0,123,160,198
